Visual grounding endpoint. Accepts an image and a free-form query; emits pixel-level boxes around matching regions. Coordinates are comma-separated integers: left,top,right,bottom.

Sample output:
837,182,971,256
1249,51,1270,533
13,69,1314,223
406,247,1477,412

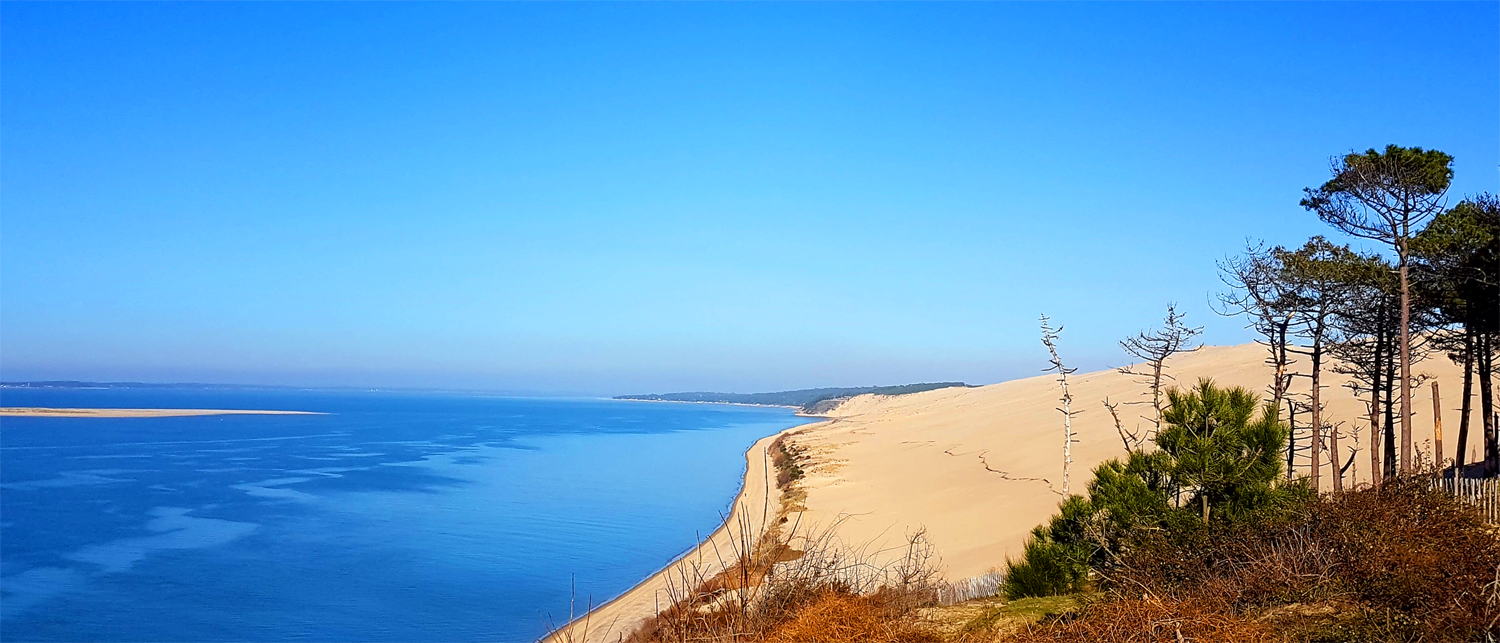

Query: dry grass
1003,596,1282,643
960,595,1081,635
626,519,945,642
625,430,945,643
1117,477,1500,639
765,588,941,643
627,515,947,642
1003,475,1500,643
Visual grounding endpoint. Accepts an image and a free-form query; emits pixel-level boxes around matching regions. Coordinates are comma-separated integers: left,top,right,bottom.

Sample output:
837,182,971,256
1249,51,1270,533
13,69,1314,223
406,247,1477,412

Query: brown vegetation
1001,476,1500,643
622,431,946,643
625,520,943,643
764,589,940,643
1003,596,1280,643
770,434,806,490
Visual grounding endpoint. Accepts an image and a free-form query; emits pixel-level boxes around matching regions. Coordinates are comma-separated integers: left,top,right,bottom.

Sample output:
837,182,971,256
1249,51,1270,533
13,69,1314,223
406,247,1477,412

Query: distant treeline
615,382,973,414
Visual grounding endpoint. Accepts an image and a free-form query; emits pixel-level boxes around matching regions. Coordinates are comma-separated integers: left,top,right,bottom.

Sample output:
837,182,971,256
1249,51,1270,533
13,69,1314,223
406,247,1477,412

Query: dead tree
1118,304,1203,437
1328,421,1360,486
1041,315,1079,496
1218,242,1299,412
1286,397,1316,482
1103,397,1145,452
1218,243,1301,478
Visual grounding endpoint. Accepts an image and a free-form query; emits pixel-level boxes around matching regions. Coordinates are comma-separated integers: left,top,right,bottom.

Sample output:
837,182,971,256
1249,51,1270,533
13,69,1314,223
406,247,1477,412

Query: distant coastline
0,407,325,418
610,397,831,417
614,382,973,414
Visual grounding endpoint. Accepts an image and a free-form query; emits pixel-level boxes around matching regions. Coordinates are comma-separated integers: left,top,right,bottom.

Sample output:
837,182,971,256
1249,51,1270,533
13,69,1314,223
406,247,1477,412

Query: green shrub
1002,379,1297,599
1001,519,1092,599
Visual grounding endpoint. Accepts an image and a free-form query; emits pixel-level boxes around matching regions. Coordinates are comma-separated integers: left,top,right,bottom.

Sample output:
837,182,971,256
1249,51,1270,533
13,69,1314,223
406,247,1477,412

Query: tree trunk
1458,327,1475,475
1399,260,1413,474
1384,314,1399,479
1433,381,1444,475
1314,336,1335,492
1286,398,1297,481
1370,312,1386,479
1369,402,1382,488
1151,360,1164,435
1481,332,1496,477
1274,320,1291,408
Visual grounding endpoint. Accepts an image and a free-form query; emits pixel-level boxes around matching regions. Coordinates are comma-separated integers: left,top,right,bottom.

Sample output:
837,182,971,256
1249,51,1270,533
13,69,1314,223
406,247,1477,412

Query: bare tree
1219,242,1309,480
1041,315,1079,496
1333,422,1361,486
1103,397,1145,452
1302,145,1454,474
1217,242,1299,416
1118,304,1203,437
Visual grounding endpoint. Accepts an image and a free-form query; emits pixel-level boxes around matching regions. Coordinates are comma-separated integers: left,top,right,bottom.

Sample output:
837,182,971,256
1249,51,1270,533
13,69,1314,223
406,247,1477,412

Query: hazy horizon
0,377,977,399
4,3,1496,395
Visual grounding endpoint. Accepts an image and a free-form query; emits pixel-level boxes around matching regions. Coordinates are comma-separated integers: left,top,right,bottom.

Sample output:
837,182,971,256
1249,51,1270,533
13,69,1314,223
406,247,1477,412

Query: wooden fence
1432,477,1500,525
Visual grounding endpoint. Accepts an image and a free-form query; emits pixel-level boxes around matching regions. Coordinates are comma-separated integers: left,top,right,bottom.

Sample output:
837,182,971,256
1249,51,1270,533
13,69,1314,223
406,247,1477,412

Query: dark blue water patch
0,390,811,642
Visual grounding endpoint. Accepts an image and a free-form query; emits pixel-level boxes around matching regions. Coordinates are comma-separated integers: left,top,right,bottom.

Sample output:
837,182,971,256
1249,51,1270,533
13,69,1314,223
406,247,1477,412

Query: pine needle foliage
1003,380,1298,600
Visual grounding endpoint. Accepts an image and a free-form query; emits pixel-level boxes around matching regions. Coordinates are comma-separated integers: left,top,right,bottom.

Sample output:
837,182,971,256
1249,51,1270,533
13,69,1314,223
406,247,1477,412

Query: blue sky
3,2,1496,395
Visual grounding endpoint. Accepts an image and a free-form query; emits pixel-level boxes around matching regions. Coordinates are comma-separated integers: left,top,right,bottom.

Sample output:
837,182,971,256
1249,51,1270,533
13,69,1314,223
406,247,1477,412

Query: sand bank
554,342,1474,641
0,408,323,418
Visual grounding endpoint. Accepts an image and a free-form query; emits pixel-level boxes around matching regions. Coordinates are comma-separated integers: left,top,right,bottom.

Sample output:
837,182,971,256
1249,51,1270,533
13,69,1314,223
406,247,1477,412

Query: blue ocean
0,388,811,642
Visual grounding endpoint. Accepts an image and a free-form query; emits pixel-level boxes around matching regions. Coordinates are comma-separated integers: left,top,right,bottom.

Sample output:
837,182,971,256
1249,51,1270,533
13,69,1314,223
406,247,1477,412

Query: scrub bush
1002,380,1294,600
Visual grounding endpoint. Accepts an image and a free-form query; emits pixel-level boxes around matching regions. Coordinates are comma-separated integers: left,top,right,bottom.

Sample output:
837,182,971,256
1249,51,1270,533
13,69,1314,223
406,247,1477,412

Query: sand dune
793,341,1471,581
553,341,1478,641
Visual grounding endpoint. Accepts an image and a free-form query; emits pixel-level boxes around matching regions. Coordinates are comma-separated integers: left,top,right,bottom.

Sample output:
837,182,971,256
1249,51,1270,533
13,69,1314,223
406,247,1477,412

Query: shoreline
0,407,325,418
544,420,824,643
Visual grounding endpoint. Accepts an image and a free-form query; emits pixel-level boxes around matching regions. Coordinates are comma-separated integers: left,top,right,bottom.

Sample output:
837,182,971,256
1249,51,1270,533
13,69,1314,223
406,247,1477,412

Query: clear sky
3,2,1496,395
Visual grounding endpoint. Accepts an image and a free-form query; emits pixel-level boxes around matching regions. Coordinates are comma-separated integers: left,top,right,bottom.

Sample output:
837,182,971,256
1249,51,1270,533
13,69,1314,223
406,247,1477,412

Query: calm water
0,388,811,642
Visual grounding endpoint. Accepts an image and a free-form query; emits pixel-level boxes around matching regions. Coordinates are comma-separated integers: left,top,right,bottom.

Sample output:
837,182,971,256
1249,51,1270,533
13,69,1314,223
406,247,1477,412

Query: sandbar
0,408,324,418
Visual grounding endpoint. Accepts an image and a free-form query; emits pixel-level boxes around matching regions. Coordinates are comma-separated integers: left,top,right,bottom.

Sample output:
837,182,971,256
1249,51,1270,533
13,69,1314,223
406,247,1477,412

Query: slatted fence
1433,477,1500,525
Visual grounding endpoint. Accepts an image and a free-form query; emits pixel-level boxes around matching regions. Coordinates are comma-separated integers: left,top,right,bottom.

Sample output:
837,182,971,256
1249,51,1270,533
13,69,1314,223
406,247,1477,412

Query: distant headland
614,382,973,414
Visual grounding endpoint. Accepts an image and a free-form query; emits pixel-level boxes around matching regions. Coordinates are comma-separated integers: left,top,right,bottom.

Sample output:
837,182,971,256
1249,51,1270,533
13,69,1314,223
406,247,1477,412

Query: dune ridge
554,341,1473,641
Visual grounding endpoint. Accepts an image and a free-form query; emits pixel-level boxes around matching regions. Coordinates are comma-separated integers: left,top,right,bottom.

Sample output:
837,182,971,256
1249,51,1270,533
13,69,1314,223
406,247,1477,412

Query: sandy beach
558,341,1475,641
0,408,324,418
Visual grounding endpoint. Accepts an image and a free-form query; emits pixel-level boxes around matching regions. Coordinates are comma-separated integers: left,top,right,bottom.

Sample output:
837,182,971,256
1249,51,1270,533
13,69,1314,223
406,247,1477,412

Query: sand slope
554,341,1476,641
793,342,1471,581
